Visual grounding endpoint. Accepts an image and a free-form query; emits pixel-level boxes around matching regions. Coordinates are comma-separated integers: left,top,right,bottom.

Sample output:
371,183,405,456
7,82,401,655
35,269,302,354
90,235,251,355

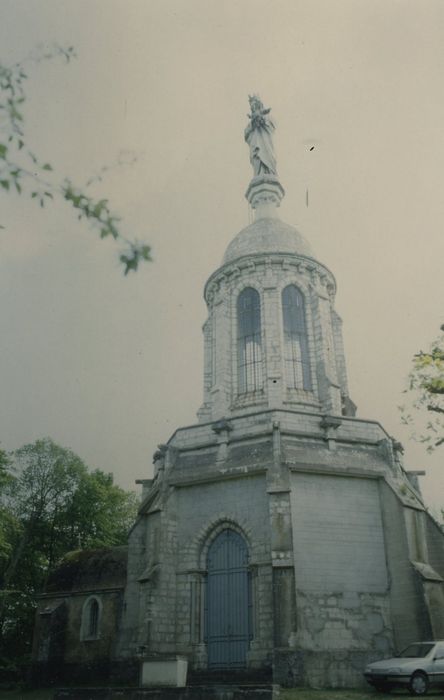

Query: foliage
0,449,19,564
0,688,395,700
281,691,393,700
65,468,138,549
0,691,54,699
0,437,138,679
0,44,151,274
400,325,444,452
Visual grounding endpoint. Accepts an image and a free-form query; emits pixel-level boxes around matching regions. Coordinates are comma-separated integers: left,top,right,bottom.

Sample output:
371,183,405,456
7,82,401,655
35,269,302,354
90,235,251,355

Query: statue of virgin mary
244,95,277,176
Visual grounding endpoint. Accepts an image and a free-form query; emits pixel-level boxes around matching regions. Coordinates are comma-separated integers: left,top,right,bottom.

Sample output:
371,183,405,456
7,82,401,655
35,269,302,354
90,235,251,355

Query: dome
222,217,314,265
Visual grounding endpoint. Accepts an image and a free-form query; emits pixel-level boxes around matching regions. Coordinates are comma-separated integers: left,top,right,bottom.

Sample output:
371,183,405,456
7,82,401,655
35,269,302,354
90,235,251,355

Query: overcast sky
1,0,443,512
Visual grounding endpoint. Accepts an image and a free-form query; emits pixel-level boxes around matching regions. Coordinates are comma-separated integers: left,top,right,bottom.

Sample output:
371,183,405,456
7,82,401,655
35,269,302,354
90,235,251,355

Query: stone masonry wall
425,513,444,578
63,591,123,665
290,473,388,593
117,517,148,657
172,474,273,669
289,472,393,686
146,506,178,653
331,310,349,400
379,482,432,650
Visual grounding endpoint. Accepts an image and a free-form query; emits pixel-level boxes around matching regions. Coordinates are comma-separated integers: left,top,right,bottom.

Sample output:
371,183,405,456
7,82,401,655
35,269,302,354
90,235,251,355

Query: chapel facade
32,98,444,688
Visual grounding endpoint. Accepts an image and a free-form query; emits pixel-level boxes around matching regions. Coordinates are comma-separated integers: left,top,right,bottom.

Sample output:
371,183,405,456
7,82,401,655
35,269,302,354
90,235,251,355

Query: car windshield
398,643,435,658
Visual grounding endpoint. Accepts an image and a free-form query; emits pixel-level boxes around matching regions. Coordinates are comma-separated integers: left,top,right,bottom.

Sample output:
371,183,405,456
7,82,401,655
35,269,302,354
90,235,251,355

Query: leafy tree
66,468,138,550
0,448,18,566
0,44,151,274
400,325,444,451
0,437,138,678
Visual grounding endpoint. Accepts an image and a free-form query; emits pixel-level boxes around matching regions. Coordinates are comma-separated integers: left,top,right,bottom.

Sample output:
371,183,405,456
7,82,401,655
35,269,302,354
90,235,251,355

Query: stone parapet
170,409,395,454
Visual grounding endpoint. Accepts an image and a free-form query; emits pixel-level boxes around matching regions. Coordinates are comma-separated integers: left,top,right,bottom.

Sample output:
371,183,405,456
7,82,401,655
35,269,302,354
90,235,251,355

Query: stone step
188,670,272,685
54,684,277,700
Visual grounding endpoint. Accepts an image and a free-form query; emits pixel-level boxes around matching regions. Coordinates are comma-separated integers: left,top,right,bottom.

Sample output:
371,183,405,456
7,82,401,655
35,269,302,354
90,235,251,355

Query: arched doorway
205,528,251,669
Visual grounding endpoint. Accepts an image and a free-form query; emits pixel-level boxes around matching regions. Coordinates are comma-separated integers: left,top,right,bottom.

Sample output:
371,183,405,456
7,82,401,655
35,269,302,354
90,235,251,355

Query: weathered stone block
140,656,188,687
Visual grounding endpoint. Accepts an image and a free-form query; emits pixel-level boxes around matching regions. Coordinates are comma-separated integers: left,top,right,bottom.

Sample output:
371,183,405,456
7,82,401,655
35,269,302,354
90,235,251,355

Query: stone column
262,275,283,408
266,422,297,652
312,291,342,414
210,282,232,419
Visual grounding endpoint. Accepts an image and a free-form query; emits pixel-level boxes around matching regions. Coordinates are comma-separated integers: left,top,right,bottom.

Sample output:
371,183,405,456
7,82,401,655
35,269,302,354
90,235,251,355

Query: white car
364,641,444,695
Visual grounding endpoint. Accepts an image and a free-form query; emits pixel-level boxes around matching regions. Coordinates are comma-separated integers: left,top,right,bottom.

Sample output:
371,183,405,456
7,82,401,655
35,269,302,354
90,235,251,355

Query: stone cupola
198,97,355,423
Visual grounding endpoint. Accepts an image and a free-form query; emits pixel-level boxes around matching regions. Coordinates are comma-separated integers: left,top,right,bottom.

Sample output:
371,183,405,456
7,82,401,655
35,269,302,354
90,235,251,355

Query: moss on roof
45,546,128,593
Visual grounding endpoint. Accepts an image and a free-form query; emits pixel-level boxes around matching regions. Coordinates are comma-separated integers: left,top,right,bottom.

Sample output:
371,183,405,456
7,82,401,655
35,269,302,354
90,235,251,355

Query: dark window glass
237,288,263,394
282,285,312,390
88,599,99,638
398,643,435,658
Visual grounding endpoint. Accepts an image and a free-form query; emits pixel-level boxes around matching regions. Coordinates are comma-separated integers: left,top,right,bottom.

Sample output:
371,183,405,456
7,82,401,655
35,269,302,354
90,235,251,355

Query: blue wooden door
205,529,251,669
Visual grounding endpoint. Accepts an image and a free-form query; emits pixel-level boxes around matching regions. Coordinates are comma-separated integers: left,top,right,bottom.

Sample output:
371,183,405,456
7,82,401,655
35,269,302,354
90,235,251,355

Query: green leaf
120,254,138,275
0,180,10,190
139,245,152,261
42,163,53,171
107,222,118,239
93,199,108,217
0,143,7,158
10,105,23,122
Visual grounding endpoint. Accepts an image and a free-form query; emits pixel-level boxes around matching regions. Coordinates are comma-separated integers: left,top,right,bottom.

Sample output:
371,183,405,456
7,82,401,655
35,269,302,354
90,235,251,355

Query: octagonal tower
198,168,354,423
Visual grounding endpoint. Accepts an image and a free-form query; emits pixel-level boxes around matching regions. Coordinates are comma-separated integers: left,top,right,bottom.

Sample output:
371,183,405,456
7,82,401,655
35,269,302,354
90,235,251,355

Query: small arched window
282,285,312,390
88,598,99,637
237,288,263,394
81,596,101,640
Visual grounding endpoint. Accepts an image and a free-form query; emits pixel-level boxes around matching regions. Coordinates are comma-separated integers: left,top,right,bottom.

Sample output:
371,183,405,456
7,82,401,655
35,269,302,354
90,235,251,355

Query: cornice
204,252,336,304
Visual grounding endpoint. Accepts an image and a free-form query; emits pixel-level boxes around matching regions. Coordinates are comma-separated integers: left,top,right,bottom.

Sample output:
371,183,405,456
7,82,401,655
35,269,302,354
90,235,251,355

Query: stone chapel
32,97,444,689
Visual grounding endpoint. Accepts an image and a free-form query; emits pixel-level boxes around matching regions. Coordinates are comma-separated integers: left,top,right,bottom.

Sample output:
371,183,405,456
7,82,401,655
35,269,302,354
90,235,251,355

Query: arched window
81,596,101,640
282,285,312,390
88,598,99,638
237,288,263,394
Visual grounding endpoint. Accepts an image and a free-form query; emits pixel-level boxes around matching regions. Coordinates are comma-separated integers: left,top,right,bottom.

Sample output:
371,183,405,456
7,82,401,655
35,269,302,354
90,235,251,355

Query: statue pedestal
245,175,285,220
140,655,188,687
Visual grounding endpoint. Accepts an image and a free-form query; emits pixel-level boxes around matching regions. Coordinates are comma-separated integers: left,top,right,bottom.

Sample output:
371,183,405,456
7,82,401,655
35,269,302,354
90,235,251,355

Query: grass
0,688,371,700
3,688,444,700
280,690,444,699
0,692,54,700
0,690,401,700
